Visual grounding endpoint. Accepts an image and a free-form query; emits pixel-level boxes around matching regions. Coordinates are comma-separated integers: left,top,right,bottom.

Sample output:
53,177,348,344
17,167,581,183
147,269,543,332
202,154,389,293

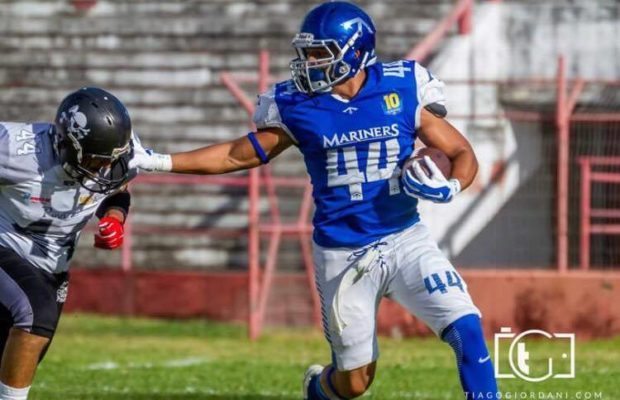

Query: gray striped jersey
0,122,138,274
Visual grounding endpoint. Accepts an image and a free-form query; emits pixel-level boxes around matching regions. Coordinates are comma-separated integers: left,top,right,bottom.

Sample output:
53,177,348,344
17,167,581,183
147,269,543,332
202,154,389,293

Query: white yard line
83,356,210,370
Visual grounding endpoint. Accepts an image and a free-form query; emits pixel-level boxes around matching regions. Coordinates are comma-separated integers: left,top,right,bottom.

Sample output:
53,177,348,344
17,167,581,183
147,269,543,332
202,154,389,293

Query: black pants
0,246,68,360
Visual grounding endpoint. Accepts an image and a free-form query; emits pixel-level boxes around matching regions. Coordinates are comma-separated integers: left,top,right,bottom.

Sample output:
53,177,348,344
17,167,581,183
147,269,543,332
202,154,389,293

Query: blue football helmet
290,1,377,94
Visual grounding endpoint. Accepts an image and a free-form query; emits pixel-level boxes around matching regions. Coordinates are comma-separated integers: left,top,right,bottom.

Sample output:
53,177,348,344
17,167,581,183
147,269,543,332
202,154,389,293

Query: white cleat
303,364,325,400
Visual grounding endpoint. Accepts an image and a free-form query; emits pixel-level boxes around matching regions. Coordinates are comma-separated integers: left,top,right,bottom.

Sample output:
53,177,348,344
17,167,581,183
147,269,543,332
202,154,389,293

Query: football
403,147,452,179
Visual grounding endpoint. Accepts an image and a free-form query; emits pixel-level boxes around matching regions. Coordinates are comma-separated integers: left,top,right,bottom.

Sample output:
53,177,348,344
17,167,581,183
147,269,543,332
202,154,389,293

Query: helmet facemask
57,128,132,194
290,33,355,94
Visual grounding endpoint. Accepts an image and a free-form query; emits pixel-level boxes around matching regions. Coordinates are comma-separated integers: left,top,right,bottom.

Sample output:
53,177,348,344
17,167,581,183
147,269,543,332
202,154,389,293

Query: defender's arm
417,108,478,191
94,188,130,249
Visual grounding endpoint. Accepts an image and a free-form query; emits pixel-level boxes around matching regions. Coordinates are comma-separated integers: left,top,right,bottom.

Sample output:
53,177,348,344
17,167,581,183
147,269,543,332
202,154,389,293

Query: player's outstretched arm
173,128,293,174
417,107,478,191
131,128,293,175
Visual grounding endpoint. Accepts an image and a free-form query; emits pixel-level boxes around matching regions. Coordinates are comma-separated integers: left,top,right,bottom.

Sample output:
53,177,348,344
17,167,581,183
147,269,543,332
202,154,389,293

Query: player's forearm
170,141,261,175
132,130,291,174
95,190,130,222
102,208,126,224
95,193,128,249
450,146,478,191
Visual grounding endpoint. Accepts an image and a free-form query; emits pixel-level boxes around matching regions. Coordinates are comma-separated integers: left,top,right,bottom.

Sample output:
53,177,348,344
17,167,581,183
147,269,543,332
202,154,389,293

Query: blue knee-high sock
442,314,499,399
308,367,350,400
308,373,331,400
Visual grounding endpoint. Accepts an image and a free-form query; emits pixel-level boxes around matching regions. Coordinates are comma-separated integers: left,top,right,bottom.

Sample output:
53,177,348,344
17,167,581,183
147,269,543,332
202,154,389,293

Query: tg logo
494,327,576,382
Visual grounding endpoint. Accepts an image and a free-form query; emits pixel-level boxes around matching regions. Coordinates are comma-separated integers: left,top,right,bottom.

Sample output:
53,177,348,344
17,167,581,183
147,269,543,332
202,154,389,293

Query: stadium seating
0,0,455,270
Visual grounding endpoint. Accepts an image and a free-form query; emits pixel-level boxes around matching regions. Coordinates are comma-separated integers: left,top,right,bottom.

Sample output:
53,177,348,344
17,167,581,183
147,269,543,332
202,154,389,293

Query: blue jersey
253,60,447,248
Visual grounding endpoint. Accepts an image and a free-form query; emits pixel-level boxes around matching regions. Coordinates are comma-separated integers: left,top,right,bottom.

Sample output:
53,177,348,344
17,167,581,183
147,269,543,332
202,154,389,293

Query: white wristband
151,153,173,172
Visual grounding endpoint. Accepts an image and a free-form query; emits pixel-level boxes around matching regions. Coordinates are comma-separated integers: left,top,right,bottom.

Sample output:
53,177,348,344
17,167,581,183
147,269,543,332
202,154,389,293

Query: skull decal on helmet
60,105,91,140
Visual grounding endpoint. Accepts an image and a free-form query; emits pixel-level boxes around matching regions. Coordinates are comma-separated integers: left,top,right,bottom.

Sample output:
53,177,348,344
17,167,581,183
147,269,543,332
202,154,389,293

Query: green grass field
30,314,620,400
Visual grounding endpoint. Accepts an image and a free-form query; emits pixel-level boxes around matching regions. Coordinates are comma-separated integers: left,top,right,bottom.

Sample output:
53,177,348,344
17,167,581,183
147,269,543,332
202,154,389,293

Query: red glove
94,216,124,249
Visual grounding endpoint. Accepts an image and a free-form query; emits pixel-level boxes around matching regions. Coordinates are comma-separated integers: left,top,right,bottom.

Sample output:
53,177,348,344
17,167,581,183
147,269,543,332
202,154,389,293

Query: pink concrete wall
65,269,620,338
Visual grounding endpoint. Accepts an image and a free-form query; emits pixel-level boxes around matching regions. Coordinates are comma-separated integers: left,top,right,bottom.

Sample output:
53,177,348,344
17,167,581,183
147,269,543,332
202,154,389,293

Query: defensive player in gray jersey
0,87,138,400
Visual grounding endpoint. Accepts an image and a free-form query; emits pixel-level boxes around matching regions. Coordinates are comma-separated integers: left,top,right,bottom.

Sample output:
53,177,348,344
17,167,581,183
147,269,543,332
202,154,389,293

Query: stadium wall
65,268,620,338
503,0,620,80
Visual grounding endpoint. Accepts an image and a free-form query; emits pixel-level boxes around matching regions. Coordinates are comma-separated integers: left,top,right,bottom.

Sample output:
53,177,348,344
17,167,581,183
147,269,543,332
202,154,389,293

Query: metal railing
406,0,474,62
221,51,320,339
578,157,620,271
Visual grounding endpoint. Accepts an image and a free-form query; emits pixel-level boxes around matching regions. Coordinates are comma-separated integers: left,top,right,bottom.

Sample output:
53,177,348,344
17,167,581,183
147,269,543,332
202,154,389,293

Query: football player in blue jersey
132,2,498,399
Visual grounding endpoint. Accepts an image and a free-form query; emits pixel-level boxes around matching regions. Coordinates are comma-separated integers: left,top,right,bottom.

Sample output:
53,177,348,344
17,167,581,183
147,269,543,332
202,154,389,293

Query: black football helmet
54,87,133,193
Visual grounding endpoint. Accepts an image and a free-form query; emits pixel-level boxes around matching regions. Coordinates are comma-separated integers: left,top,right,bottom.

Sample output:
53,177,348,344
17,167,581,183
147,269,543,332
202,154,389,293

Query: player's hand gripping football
401,155,461,203
128,134,172,172
94,216,124,250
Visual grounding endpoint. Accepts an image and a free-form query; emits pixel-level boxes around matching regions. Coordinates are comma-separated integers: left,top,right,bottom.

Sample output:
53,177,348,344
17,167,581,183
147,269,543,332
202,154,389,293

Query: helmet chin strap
358,52,370,71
